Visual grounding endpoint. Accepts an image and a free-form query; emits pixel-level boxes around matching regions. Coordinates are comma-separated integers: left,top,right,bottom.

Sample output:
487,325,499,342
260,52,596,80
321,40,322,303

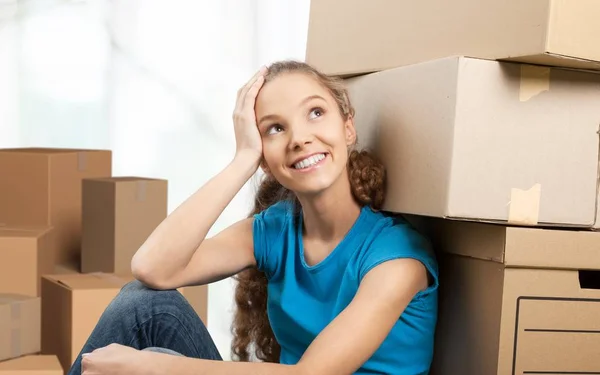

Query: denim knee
107,279,187,317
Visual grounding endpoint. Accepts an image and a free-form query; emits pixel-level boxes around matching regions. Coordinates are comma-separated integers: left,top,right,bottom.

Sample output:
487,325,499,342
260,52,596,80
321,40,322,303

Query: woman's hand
81,343,148,375
232,66,267,163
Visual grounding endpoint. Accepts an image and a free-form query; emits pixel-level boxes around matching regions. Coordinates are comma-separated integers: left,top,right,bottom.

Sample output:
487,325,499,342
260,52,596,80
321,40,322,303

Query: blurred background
0,0,310,360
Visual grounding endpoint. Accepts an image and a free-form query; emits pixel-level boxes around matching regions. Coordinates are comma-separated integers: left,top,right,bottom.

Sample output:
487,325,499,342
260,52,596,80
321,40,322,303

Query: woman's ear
345,116,357,146
260,159,271,176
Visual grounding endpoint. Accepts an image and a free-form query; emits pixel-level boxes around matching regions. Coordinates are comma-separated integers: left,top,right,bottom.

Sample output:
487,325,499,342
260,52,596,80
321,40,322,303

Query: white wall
0,0,310,360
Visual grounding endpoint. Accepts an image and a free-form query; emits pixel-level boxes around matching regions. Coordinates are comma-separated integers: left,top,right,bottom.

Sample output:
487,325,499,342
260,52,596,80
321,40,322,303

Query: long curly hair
231,60,386,363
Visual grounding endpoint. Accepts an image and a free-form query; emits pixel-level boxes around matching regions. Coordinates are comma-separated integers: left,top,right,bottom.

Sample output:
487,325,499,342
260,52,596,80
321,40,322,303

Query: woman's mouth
291,153,328,172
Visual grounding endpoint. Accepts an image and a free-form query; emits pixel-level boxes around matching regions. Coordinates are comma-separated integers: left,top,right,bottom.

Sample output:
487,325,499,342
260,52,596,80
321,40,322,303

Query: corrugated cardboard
430,219,600,375
81,177,168,275
0,226,55,297
0,148,112,267
306,0,600,76
80,177,207,323
0,355,63,375
345,56,600,227
178,285,208,325
40,273,129,373
40,272,207,371
0,294,40,362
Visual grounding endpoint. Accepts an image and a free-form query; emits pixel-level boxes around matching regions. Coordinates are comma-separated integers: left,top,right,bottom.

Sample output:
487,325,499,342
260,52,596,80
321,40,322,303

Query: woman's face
255,72,356,197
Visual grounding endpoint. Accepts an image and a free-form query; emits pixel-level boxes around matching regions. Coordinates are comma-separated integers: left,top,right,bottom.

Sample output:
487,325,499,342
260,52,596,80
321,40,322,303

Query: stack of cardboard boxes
307,0,600,374
0,148,207,373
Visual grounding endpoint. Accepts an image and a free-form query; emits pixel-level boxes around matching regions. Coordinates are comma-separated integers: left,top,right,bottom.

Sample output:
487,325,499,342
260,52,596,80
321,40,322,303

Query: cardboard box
345,56,600,227
306,0,600,76
0,294,40,362
40,272,207,370
0,355,63,375
0,148,112,267
178,285,208,325
429,219,600,375
40,273,129,372
81,177,168,275
0,226,55,297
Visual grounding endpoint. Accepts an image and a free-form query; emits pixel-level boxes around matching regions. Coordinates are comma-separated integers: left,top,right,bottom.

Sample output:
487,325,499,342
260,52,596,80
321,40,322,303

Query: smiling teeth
293,153,326,169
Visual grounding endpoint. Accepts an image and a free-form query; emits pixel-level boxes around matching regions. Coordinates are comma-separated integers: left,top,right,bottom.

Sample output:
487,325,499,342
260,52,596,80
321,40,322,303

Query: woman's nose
289,126,314,150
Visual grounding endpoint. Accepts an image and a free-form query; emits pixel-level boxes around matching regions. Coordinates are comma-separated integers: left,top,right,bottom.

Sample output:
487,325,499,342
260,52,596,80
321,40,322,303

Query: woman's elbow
131,257,164,289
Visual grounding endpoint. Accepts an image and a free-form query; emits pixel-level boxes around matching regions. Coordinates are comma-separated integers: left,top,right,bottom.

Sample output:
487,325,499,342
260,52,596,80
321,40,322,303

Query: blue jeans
67,280,222,375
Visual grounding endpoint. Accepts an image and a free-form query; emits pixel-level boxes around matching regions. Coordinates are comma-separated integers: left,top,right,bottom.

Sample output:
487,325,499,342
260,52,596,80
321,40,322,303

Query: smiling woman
69,60,439,375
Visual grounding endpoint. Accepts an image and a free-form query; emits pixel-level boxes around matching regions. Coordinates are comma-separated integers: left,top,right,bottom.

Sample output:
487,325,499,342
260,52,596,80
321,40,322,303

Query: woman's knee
107,279,186,316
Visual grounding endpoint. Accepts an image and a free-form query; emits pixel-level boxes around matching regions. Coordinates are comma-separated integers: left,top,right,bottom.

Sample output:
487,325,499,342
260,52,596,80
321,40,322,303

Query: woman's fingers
235,66,267,113
243,75,265,113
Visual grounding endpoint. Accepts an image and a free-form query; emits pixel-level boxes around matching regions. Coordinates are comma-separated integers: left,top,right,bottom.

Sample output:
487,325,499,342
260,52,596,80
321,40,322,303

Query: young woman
71,61,439,375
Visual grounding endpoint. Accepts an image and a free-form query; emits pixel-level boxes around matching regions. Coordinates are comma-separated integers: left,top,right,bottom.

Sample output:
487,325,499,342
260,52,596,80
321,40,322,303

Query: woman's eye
309,108,324,120
267,124,283,135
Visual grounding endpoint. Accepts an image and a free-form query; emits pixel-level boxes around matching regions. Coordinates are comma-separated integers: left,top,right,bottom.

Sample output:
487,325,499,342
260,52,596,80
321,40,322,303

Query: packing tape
90,272,128,287
136,181,147,202
519,65,550,102
10,302,20,359
78,152,87,171
508,183,541,225
0,295,24,357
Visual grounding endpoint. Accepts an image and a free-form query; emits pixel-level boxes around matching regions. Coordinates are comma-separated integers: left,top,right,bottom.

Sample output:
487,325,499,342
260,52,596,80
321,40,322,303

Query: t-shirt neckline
297,205,370,272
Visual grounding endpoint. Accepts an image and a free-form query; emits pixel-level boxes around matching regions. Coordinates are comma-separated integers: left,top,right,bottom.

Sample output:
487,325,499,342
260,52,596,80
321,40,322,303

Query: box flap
48,273,129,290
0,226,52,238
429,219,507,263
505,227,600,269
0,355,62,371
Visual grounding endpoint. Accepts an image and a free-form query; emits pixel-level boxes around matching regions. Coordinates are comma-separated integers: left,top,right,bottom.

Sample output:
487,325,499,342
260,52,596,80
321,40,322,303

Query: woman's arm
130,153,259,289
130,68,267,289
141,258,429,375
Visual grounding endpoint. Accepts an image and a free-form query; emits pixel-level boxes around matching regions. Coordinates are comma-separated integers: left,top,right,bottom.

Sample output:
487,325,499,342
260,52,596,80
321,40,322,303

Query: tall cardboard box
40,273,129,373
81,177,168,275
429,219,600,375
345,56,600,227
0,226,55,297
80,177,208,323
306,0,600,76
0,355,63,375
178,285,208,325
0,294,41,362
0,148,112,267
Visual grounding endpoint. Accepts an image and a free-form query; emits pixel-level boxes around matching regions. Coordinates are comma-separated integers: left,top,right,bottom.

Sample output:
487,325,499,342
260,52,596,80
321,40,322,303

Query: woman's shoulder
254,199,296,220
365,209,435,259
252,200,296,239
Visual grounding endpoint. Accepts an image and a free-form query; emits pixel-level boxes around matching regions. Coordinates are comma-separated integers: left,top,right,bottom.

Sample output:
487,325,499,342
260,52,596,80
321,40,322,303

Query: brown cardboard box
429,219,600,375
0,226,55,297
80,177,208,322
178,285,208,324
40,273,129,372
0,355,63,375
0,294,40,362
81,177,168,275
0,148,112,267
345,56,600,227
306,0,600,76
40,272,207,371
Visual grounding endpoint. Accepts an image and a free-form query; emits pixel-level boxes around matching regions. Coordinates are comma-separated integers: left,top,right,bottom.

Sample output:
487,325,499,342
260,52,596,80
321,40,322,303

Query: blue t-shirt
253,200,439,375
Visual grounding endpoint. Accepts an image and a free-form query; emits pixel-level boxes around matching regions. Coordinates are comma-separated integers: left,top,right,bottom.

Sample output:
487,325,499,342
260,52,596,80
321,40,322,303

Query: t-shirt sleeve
357,217,439,298
252,201,289,279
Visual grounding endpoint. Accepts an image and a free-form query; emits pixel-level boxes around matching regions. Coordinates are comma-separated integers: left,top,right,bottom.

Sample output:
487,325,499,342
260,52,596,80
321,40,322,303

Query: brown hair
231,60,386,362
